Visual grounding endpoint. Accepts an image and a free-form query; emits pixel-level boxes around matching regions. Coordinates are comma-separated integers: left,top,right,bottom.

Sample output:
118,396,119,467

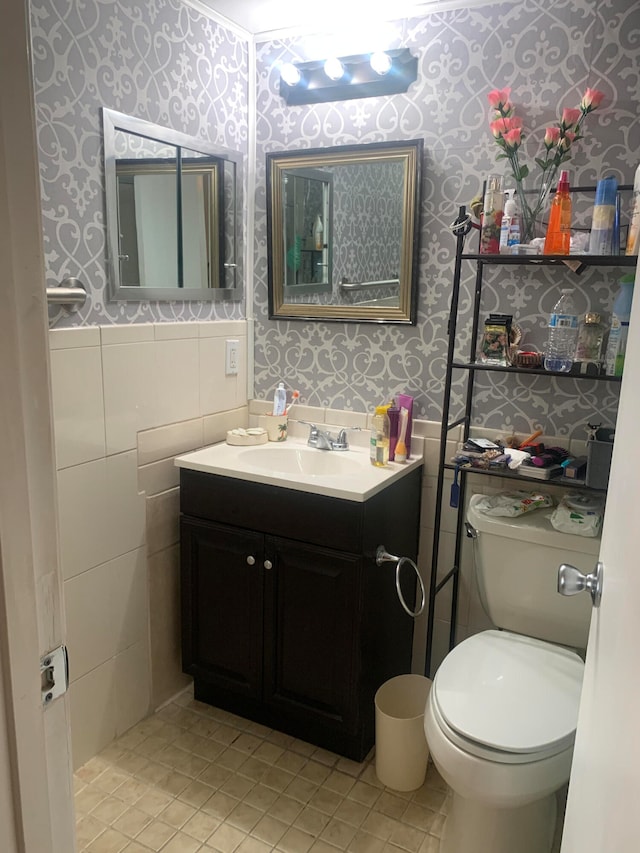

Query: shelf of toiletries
442,462,607,493
461,253,637,267
450,361,622,382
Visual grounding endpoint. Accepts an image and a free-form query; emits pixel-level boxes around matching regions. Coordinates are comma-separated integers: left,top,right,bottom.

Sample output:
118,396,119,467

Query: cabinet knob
264,560,273,570
246,556,256,566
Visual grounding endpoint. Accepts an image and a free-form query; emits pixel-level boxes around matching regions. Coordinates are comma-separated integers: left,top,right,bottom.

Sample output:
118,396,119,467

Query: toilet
424,493,601,853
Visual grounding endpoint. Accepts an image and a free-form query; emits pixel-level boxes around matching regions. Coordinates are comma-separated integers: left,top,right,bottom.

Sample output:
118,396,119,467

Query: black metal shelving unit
424,203,636,678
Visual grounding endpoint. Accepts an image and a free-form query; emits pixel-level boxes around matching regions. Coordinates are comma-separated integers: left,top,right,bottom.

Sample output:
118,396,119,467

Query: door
0,0,75,850
180,517,264,698
263,536,360,729
561,256,640,852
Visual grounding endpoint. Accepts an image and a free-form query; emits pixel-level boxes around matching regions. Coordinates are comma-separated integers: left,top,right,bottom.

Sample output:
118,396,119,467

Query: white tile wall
50,320,249,769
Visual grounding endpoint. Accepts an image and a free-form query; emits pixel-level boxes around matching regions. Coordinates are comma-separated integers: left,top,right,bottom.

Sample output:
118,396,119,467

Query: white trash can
374,674,432,791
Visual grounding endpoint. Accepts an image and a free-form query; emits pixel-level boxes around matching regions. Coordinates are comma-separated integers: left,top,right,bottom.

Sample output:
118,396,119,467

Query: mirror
267,139,422,324
102,108,242,302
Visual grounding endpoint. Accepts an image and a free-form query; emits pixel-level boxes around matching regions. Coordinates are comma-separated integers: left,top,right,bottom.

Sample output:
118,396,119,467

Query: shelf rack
424,204,634,678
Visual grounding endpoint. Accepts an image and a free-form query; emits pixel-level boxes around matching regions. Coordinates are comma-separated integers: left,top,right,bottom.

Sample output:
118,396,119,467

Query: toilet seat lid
433,630,584,755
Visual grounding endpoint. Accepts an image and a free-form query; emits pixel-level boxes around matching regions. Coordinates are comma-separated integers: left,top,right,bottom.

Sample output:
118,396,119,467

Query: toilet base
441,790,557,853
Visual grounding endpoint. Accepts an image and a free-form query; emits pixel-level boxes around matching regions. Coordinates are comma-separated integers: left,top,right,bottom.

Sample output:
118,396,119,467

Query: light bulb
370,52,392,76
323,57,345,81
280,62,301,87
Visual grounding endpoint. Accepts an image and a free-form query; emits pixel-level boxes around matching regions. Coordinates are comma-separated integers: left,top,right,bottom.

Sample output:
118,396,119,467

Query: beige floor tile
347,830,385,853
410,788,446,813
76,785,108,815
275,750,308,775
112,806,153,838
417,836,440,853
157,771,194,797
269,794,304,825
202,791,241,820
220,774,255,800
308,787,342,816
162,831,203,853
76,814,109,848
238,757,270,783
374,794,408,821
179,780,216,808
320,818,358,850
334,799,369,828
226,801,263,833
309,842,341,853
136,819,177,850
293,806,331,837
236,836,272,853
122,842,153,853
324,771,356,797
299,761,331,786
86,827,130,852
261,765,296,792
251,814,289,846
91,796,130,825
218,747,250,772
241,782,279,812
361,812,399,842
135,788,174,817
253,741,285,765
182,809,220,842
400,804,438,833
388,823,425,853
277,827,316,853
199,764,233,789
347,782,380,808
160,798,198,829
208,822,247,853
285,776,319,805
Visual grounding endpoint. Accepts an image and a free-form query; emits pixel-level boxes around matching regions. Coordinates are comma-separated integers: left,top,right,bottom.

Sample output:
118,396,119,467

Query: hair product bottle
588,175,618,255
544,171,572,255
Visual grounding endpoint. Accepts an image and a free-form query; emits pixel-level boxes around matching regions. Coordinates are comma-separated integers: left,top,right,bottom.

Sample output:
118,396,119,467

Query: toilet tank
467,494,600,649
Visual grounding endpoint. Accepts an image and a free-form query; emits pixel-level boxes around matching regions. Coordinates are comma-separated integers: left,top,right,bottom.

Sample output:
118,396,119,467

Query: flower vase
517,177,553,245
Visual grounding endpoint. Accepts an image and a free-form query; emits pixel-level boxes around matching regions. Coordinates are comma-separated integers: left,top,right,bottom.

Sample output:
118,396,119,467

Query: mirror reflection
103,108,242,302
267,140,422,324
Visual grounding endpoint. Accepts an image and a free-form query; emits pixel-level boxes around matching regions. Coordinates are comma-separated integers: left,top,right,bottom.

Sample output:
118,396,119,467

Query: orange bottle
544,170,572,255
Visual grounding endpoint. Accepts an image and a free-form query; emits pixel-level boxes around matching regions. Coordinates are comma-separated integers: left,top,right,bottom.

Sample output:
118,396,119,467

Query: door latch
40,645,69,706
557,561,603,608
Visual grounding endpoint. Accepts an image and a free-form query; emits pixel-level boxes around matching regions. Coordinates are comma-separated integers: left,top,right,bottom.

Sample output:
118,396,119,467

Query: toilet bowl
424,495,598,853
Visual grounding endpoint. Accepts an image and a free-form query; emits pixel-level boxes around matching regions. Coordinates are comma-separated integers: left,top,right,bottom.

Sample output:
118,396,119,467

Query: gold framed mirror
266,139,422,324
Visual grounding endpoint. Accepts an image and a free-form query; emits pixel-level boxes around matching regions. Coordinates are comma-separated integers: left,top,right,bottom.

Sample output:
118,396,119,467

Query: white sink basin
239,446,362,477
175,438,422,502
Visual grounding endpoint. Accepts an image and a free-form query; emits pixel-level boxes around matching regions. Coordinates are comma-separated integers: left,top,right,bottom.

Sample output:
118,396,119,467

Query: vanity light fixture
279,48,418,106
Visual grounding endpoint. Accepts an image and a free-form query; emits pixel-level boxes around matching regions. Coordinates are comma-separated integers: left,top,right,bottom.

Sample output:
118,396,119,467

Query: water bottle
544,288,579,373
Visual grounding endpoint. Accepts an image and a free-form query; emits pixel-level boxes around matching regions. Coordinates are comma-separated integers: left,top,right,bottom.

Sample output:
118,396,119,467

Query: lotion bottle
544,170,572,255
588,176,618,255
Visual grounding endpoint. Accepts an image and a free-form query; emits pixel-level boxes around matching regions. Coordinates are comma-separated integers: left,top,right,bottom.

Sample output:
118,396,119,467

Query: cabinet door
181,517,264,699
263,536,360,732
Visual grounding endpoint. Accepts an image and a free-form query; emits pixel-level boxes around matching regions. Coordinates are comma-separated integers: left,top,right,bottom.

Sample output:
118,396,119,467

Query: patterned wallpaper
30,0,248,325
253,0,639,438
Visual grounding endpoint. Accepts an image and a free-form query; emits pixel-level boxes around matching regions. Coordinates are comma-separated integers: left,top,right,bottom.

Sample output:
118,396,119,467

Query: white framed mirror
102,108,243,302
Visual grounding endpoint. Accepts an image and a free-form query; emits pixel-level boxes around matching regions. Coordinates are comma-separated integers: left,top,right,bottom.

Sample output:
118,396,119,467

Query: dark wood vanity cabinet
180,465,422,760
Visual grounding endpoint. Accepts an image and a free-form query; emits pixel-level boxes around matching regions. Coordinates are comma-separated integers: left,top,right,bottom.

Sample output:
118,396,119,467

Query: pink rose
503,128,522,149
487,87,512,111
559,131,577,152
543,127,561,147
490,116,522,138
561,108,582,129
580,88,605,111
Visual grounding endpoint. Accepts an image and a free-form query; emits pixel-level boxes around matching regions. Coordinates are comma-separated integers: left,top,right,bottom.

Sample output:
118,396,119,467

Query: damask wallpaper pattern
31,0,248,325
253,0,639,436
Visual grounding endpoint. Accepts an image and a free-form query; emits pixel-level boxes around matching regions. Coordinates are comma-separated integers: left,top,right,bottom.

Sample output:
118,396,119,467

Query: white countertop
175,439,423,502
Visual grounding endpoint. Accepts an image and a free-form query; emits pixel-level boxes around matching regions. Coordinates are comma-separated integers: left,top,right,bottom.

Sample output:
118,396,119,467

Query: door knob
557,561,603,607
264,560,273,570
246,556,256,566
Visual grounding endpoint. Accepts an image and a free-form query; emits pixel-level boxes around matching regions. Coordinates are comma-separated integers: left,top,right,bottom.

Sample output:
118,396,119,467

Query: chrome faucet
300,421,356,451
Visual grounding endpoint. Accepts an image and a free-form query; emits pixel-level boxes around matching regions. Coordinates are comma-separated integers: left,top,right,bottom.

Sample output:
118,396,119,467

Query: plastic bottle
626,164,640,256
313,214,324,250
573,312,606,374
588,176,618,255
370,405,390,467
272,382,287,416
544,170,572,255
544,288,579,373
499,190,520,253
479,175,504,254
605,274,635,376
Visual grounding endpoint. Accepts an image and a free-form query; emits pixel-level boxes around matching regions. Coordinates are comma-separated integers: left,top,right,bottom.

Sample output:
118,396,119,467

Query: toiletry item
544,288,578,373
626,164,640,256
604,274,635,376
370,405,390,468
479,175,504,254
573,312,605,374
499,190,520,253
387,405,400,462
395,394,414,458
479,314,512,365
313,214,324,250
544,170,572,255
395,407,409,463
285,389,300,414
272,381,287,416
588,176,618,255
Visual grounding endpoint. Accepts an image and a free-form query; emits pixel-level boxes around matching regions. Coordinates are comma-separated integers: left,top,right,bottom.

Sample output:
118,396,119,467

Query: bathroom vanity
176,440,422,760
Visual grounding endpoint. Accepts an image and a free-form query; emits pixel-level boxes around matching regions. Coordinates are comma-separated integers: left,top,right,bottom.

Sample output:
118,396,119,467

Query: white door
0,0,75,850
561,255,640,852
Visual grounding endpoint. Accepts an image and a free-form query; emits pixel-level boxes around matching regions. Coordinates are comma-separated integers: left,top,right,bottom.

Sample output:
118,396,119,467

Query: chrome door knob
264,560,273,570
246,556,256,566
557,561,603,607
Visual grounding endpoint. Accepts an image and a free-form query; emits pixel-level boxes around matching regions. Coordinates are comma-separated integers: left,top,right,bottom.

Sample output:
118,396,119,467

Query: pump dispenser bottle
544,171,572,255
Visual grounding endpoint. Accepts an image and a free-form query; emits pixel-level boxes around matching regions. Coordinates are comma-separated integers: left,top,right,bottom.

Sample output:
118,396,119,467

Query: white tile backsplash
50,345,106,468
49,326,101,349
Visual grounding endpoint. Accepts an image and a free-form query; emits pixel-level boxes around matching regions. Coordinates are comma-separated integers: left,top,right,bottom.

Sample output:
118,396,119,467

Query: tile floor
74,687,448,853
